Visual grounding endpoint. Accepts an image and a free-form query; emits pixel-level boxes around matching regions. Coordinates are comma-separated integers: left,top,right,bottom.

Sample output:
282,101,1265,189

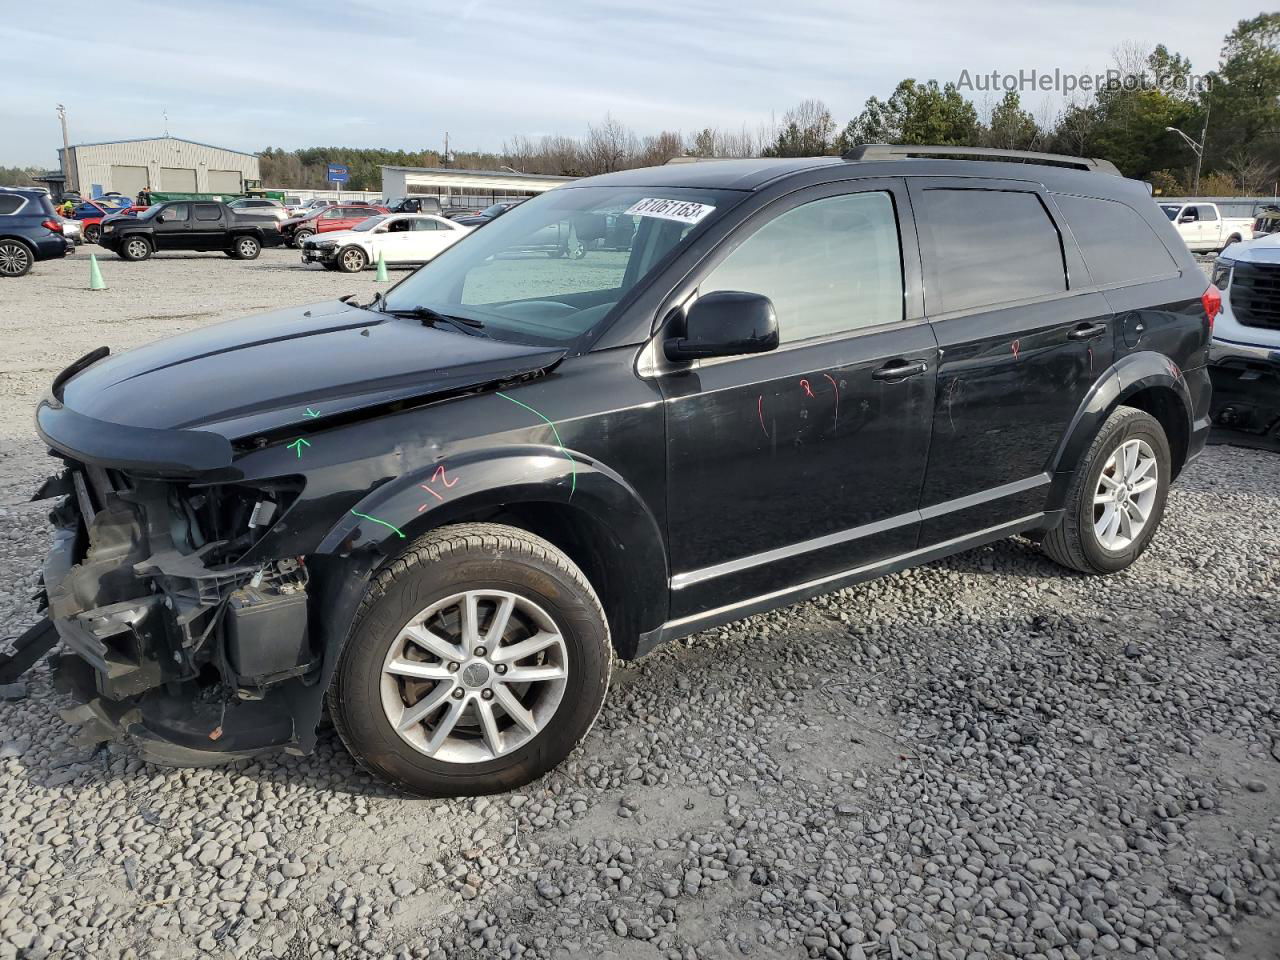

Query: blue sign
326,163,349,184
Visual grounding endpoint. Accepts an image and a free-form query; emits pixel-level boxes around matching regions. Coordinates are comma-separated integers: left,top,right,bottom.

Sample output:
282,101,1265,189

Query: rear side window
1052,194,1179,286
0,195,25,215
195,203,221,221
701,191,903,343
915,189,1066,313
1195,204,1219,222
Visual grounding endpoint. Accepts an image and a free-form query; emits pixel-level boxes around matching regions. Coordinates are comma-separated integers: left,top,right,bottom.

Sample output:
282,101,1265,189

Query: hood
308,228,364,245
56,300,566,441
1224,232,1280,264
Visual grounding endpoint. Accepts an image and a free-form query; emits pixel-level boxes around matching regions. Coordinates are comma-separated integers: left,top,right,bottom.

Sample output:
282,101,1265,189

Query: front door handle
1067,322,1107,341
871,359,929,382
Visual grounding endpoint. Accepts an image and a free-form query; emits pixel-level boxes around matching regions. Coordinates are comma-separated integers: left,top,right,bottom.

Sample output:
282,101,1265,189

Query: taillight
1201,284,1222,331
42,219,63,233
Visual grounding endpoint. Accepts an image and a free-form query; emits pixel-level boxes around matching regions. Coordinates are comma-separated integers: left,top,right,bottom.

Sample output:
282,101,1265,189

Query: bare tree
581,115,638,175
1225,147,1277,194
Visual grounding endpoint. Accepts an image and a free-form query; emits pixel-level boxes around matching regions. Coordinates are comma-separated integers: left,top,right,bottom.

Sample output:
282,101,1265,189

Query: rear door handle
1067,322,1107,341
872,359,929,382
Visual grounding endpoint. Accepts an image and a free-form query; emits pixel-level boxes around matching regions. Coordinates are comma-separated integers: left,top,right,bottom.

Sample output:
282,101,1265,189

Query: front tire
329,523,612,797
83,223,102,243
119,236,152,261
292,229,314,248
335,245,367,273
1041,407,1170,574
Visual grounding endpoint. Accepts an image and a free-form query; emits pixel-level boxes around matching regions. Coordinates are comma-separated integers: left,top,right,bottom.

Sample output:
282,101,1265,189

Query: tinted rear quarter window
1052,194,1179,286
0,195,25,216
915,188,1066,314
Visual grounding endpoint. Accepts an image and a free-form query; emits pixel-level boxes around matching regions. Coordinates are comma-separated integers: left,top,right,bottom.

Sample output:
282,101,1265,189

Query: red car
281,204,388,247
73,200,146,244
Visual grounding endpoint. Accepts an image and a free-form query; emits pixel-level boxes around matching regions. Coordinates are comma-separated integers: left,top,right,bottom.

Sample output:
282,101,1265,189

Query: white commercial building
58,136,260,198
380,166,573,205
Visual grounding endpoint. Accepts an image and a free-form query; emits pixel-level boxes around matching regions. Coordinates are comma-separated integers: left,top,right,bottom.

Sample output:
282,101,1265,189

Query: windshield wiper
381,302,488,337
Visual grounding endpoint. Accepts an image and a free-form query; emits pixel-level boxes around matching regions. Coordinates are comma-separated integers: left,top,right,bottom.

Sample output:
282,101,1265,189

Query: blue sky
0,0,1262,167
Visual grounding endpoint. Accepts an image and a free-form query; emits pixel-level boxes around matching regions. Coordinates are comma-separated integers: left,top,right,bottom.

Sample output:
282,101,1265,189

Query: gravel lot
0,250,1278,960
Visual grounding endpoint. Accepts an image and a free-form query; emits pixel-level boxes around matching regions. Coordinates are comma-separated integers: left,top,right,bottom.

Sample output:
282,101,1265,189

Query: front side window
915,188,1066,313
161,203,190,222
1180,207,1199,222
700,192,904,343
383,185,737,345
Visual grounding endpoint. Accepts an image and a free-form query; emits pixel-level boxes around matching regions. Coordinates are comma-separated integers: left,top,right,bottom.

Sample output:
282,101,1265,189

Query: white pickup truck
1159,201,1252,253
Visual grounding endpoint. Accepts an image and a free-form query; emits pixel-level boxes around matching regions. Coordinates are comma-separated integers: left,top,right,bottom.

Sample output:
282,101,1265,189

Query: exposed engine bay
34,459,322,763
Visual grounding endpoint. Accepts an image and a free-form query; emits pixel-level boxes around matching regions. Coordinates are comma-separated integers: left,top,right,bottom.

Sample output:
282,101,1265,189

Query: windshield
1160,204,1182,220
353,216,388,232
382,186,736,345
136,205,164,219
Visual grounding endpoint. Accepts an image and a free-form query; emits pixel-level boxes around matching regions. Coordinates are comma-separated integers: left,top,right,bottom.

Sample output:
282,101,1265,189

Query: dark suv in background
0,187,72,277
24,145,1214,796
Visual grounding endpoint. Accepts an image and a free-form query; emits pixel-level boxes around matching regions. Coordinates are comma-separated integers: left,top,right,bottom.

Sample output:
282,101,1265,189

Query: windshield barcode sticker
624,198,715,225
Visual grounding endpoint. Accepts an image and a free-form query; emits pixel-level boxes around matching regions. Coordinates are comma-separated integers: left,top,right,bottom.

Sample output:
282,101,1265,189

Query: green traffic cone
375,251,388,282
88,254,106,291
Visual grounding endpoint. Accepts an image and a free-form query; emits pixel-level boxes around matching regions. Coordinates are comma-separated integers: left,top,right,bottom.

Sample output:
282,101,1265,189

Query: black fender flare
1046,350,1192,507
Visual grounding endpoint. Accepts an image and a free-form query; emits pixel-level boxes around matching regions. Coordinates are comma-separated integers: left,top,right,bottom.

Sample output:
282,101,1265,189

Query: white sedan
300,214,472,272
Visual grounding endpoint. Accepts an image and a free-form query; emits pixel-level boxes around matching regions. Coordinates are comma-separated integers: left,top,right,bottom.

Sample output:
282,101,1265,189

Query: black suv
25,145,1215,796
0,187,72,277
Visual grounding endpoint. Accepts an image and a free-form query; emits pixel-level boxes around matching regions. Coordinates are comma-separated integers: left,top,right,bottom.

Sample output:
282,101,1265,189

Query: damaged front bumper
33,463,323,765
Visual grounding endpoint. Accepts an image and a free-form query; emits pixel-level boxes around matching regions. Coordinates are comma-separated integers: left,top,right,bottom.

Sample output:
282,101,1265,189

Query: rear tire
230,235,260,260
328,522,612,797
0,240,33,277
119,236,152,261
1041,406,1170,574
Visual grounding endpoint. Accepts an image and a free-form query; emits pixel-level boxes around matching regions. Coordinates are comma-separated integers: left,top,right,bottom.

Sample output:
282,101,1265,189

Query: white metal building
58,137,260,198
381,166,573,205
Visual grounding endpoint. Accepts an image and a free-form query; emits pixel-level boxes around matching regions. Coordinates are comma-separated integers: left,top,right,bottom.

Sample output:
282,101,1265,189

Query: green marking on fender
350,509,406,539
305,407,321,418
287,437,311,458
496,391,577,499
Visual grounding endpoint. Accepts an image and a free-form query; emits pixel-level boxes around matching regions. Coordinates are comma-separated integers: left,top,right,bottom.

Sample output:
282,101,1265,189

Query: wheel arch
313,445,670,661
1047,351,1193,506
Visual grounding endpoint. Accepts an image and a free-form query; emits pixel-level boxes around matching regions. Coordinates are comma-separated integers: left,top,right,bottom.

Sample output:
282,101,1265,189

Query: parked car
1251,204,1280,239
72,199,145,243
227,197,289,222
0,187,72,277
451,200,526,227
280,204,389,247
96,200,284,261
1159,201,1252,253
300,214,472,272
287,198,336,217
385,196,444,215
59,216,82,245
443,205,483,219
1206,235,1280,443
27,146,1216,796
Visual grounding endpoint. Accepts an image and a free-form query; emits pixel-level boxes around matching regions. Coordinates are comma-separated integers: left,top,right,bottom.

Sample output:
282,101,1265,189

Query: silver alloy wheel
237,237,257,258
341,247,365,271
1093,438,1158,551
380,590,569,764
125,238,149,259
0,242,30,275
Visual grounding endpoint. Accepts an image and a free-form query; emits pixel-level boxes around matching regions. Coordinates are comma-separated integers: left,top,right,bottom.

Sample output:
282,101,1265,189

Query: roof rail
842,143,1121,176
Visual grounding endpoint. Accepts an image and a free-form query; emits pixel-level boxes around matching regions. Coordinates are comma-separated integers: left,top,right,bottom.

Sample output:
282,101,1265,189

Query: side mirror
1179,214,1195,223
664,290,779,362
155,215,165,223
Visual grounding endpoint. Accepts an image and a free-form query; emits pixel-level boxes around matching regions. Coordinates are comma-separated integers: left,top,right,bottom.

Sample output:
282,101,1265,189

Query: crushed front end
35,458,319,765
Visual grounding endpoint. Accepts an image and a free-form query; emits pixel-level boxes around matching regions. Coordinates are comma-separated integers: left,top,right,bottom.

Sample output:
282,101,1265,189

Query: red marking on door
800,378,815,399
1011,339,1021,360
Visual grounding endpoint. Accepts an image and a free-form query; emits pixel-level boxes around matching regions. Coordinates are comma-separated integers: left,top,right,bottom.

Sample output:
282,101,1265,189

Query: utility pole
1166,100,1210,196
443,132,450,168
56,103,74,194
